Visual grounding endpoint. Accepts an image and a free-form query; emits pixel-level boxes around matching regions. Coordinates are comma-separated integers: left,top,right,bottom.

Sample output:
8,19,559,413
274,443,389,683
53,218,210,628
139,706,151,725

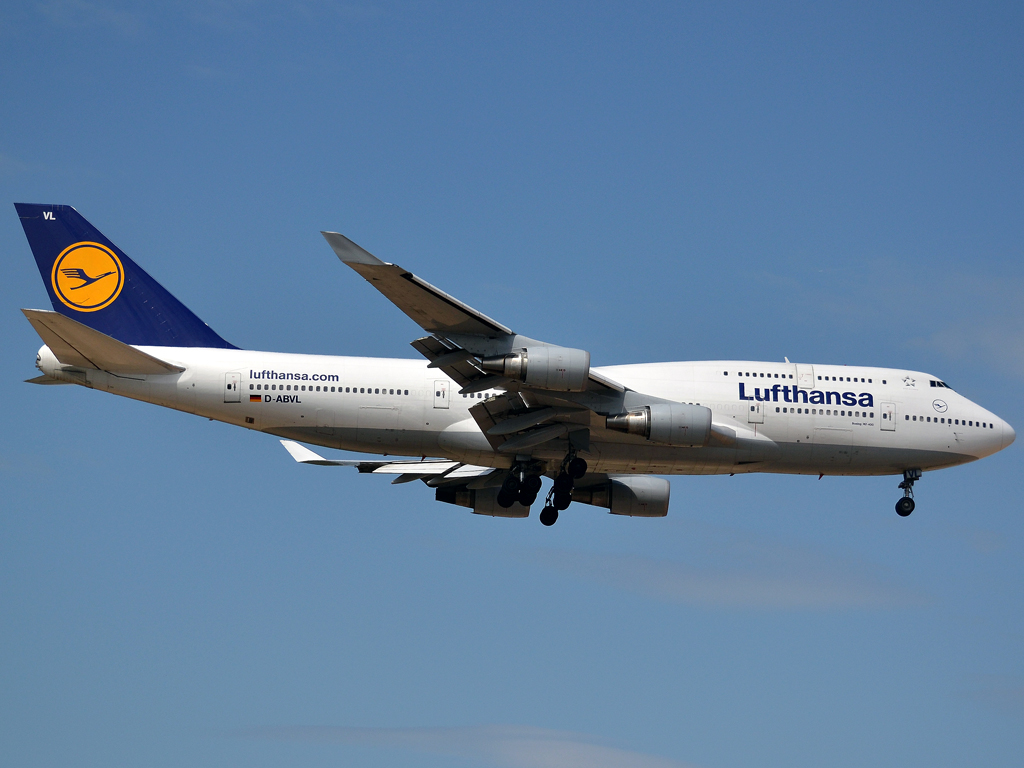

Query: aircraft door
433,380,450,409
879,401,896,431
224,372,241,403
747,401,764,424
796,364,815,389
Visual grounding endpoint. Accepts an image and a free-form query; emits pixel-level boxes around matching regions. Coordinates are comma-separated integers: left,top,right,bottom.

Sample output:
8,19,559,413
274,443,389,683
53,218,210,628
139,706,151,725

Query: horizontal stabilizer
22,309,184,375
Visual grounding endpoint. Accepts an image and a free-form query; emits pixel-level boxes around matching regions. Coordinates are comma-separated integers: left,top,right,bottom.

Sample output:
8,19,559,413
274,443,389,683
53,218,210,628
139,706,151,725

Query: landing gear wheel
496,490,517,509
895,497,915,517
553,473,573,493
539,506,558,526
567,457,588,479
553,490,572,511
522,475,543,494
518,490,537,507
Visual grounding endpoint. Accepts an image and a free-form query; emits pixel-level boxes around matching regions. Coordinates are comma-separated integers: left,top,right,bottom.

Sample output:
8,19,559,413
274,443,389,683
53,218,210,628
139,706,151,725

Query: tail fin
15,203,235,348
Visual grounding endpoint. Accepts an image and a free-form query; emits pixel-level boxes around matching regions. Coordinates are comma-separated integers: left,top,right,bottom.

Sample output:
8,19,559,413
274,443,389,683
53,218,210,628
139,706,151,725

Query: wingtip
320,231,386,266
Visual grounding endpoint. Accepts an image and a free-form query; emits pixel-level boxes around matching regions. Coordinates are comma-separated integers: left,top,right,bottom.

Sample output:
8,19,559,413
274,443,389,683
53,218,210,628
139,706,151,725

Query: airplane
15,203,1015,525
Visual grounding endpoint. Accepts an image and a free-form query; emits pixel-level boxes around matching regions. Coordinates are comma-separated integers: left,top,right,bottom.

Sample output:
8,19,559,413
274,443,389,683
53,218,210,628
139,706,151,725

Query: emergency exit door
747,401,764,424
433,380,449,409
880,402,896,431
224,372,241,403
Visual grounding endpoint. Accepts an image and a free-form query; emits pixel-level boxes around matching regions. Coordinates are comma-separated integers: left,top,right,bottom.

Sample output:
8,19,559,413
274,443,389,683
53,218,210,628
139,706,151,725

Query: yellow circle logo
51,242,124,312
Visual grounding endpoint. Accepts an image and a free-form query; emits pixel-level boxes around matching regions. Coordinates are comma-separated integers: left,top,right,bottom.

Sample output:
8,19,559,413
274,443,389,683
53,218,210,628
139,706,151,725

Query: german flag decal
250,394,261,403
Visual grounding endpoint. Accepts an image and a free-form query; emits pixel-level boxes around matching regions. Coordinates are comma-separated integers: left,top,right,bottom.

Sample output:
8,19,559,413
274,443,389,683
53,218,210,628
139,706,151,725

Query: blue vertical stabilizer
15,203,235,348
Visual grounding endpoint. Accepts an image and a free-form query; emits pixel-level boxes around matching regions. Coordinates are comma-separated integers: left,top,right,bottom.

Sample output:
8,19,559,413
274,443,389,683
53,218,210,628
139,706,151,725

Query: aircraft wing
321,232,512,337
280,440,499,485
321,231,625,397
321,232,726,460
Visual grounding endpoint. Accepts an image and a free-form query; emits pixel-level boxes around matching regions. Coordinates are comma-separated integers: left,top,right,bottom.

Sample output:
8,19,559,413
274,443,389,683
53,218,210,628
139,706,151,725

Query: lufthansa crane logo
51,241,124,312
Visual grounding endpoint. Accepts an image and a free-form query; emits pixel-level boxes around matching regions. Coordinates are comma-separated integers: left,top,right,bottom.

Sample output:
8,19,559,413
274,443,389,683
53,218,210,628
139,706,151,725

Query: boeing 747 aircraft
16,204,1015,525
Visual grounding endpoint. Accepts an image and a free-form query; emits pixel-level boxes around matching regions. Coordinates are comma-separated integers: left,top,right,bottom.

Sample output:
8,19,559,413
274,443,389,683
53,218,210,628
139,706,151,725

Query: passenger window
390,389,394,395
776,407,781,412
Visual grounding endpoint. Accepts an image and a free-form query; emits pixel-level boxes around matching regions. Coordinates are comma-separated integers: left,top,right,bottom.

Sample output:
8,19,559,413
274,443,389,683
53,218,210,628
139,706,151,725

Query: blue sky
1,2,1022,767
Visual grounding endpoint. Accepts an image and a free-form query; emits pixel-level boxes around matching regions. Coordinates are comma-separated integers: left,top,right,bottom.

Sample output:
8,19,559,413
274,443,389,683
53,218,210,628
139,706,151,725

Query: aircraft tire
895,497,915,517
567,457,588,479
522,475,543,494
497,489,517,508
539,506,558,526
553,490,572,511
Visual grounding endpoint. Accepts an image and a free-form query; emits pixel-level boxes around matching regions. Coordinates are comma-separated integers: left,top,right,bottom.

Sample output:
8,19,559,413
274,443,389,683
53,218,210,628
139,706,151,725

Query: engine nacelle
605,403,712,447
435,486,530,518
572,475,671,517
480,346,590,392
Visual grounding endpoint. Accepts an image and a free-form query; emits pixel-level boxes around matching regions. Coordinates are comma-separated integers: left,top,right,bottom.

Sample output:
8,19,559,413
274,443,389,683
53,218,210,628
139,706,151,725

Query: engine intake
480,346,590,392
606,403,712,447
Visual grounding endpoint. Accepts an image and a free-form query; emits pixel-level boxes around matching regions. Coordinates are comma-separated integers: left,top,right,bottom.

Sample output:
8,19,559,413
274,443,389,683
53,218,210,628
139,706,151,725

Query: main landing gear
496,467,543,509
539,452,588,526
896,469,921,517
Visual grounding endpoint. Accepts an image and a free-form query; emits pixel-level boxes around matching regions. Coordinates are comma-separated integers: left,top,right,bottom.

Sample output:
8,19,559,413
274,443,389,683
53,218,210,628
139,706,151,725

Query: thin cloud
239,724,701,768
524,543,925,610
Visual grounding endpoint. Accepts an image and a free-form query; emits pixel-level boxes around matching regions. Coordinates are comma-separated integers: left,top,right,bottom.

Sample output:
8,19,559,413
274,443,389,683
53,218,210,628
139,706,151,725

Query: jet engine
571,475,671,517
480,346,590,392
605,403,712,447
435,486,530,518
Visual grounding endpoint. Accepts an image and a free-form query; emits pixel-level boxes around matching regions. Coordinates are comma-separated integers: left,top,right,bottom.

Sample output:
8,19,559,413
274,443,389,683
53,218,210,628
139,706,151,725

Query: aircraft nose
1003,421,1016,450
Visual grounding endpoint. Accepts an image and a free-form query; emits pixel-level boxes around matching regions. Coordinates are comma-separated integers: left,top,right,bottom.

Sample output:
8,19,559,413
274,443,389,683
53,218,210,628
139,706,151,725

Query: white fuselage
37,345,1014,478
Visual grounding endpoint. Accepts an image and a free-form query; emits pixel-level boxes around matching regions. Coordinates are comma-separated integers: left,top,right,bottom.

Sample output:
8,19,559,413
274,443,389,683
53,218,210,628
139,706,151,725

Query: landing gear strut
539,450,588,526
896,469,921,517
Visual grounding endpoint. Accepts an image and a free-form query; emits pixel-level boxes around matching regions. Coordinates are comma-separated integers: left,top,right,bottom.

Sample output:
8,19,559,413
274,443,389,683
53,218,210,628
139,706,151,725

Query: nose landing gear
896,469,921,517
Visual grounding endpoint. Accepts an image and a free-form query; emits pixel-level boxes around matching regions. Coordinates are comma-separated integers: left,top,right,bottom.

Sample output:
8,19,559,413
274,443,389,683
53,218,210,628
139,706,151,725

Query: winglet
321,232,386,266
